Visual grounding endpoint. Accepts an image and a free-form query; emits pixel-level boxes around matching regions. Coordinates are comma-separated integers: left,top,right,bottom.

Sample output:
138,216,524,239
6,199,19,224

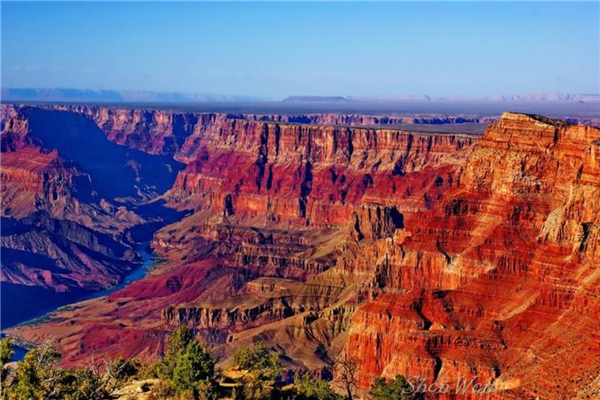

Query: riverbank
3,242,158,362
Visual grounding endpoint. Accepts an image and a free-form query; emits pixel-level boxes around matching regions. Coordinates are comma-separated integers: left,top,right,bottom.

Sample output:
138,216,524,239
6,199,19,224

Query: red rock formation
1,212,137,291
0,108,147,229
5,106,472,365
4,108,600,400
62,106,198,155
167,119,473,219
1,148,86,218
0,107,178,325
343,113,600,400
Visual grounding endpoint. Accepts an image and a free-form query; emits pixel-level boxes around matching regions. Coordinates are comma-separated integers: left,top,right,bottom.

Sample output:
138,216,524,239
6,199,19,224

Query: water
1,332,28,361
5,242,156,362
79,243,155,301
2,201,186,363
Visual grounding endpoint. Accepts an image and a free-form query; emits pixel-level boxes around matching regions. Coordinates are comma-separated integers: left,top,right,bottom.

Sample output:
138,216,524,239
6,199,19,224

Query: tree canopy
295,373,340,400
369,375,417,400
173,341,215,392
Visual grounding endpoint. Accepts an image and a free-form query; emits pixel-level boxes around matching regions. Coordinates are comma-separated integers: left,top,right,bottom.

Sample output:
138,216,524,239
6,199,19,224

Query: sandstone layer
0,106,183,325
2,105,599,400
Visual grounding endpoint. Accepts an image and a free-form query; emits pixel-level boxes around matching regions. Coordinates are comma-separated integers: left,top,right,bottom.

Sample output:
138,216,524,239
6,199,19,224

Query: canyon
1,104,599,400
0,105,185,326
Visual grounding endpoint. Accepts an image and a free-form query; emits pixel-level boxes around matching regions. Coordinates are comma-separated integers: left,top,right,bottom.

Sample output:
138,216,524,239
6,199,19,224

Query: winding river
5,242,157,362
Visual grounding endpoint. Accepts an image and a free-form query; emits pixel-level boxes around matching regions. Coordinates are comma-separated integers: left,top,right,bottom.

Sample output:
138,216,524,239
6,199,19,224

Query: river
4,242,157,362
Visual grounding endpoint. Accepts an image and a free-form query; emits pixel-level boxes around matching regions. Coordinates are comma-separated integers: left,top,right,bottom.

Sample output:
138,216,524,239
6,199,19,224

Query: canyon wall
0,106,183,325
343,114,600,400
3,105,600,400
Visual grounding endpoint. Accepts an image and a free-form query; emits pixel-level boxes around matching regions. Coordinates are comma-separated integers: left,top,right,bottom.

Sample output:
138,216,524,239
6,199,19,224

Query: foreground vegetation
0,329,418,400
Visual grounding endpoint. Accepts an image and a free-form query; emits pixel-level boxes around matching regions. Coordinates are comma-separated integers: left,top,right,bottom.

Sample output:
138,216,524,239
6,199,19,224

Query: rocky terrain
0,106,184,326
2,104,599,399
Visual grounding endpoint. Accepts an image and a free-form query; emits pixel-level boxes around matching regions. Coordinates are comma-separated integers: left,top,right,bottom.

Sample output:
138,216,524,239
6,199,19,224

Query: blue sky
1,2,598,99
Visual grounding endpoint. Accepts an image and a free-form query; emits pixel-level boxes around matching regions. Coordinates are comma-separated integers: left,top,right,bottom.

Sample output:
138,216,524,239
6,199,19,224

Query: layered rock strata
3,107,599,400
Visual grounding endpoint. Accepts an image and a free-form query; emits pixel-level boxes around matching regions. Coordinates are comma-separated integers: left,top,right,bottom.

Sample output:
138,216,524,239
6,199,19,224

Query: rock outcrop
3,106,600,400
0,106,184,326
343,113,600,400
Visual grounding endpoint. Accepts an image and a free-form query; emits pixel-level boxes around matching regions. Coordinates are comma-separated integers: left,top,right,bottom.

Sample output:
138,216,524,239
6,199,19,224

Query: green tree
231,342,284,400
294,373,340,400
369,375,415,400
1,338,15,400
3,342,141,400
172,341,215,392
0,338,14,365
8,343,62,400
232,342,283,380
143,327,197,398
160,326,194,379
168,327,194,360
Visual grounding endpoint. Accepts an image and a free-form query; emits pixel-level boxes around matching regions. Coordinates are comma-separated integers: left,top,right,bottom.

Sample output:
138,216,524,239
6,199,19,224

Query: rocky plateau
1,103,599,400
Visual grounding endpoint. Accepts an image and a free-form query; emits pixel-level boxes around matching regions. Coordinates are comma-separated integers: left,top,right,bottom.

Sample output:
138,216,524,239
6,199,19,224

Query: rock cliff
0,106,183,325
343,113,600,400
3,106,599,400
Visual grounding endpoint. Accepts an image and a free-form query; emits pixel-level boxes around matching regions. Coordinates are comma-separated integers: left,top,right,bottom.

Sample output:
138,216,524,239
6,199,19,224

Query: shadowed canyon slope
0,106,185,326
2,104,600,400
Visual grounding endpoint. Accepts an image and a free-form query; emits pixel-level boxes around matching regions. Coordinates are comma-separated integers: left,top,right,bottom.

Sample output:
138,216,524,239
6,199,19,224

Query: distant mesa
1,88,264,103
348,95,433,102
2,88,598,104
281,96,353,103
349,93,600,103
1,88,124,102
480,93,600,102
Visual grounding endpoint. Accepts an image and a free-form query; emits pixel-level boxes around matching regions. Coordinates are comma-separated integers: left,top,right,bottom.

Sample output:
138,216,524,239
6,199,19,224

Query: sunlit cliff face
2,104,600,400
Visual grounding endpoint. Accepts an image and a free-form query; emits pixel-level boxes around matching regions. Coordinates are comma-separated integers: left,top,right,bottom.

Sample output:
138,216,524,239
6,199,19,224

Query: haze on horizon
1,2,599,100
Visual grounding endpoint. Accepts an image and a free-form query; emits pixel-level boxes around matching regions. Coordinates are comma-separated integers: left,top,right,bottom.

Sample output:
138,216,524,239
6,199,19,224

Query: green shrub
294,373,340,400
231,342,284,400
369,375,416,400
172,341,215,392
1,338,15,398
2,341,142,400
231,342,283,380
